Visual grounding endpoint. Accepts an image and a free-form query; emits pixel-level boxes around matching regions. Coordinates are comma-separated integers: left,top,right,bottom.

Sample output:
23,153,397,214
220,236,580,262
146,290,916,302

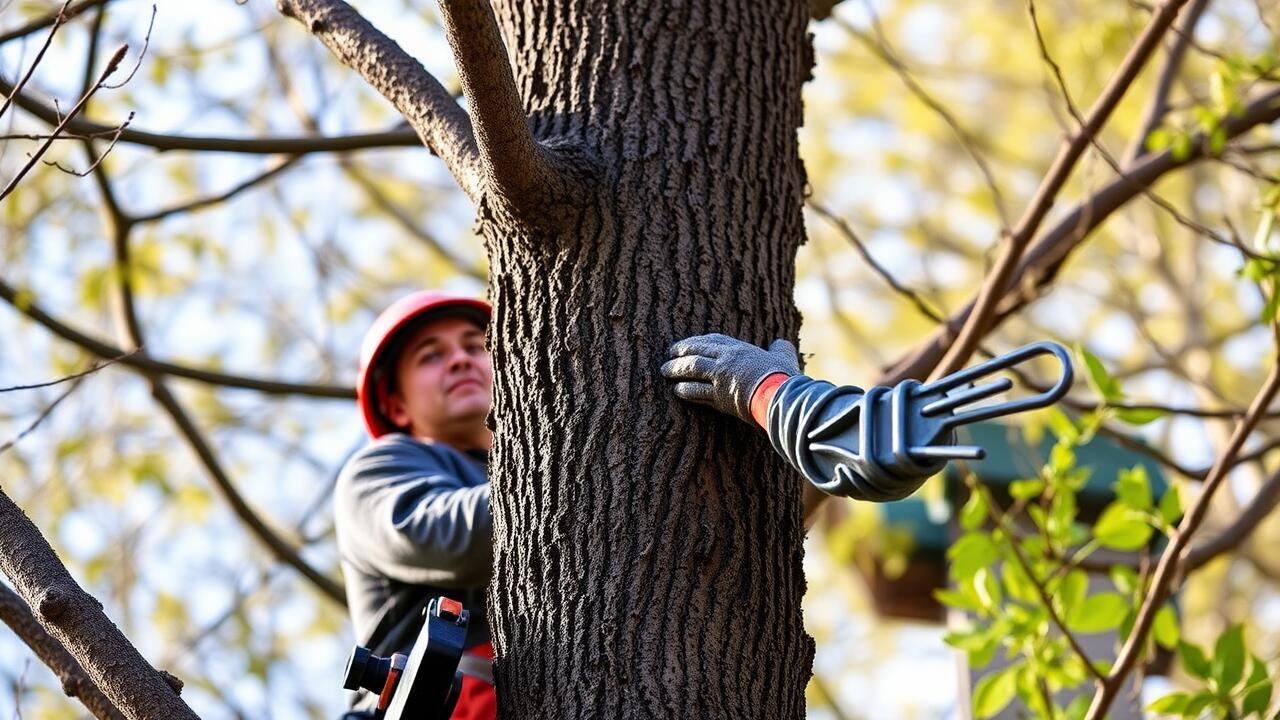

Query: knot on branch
37,589,67,622
160,669,184,695
477,139,604,241
309,18,328,33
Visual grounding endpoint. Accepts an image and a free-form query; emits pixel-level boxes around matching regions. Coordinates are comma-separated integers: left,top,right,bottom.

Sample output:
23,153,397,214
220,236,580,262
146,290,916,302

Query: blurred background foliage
1,0,1279,717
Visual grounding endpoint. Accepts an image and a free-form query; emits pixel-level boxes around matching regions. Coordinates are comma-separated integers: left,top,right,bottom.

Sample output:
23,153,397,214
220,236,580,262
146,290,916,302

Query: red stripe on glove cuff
750,373,791,429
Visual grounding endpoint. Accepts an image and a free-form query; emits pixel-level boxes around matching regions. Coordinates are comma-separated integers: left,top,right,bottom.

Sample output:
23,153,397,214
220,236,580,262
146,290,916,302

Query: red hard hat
356,291,491,438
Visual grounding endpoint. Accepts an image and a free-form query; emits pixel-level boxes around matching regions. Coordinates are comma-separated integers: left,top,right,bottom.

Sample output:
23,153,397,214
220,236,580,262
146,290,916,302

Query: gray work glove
661,333,801,424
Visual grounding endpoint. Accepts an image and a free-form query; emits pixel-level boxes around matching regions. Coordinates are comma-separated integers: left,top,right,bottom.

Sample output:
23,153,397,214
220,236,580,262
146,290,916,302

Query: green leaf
1213,624,1246,692
1172,132,1194,161
1001,562,1038,604
1145,692,1192,714
1077,344,1122,401
973,664,1021,719
1241,655,1271,717
1110,565,1139,596
1046,407,1080,444
948,532,1001,580
1066,592,1129,634
1153,605,1179,650
1056,569,1089,618
1241,257,1272,282
1009,478,1045,501
1179,641,1213,681
1183,691,1216,716
1159,484,1183,526
1063,695,1091,720
1115,465,1152,510
1115,406,1165,425
1209,126,1227,156
960,491,988,531
1093,503,1155,550
974,567,1002,610
1145,126,1172,151
935,588,980,612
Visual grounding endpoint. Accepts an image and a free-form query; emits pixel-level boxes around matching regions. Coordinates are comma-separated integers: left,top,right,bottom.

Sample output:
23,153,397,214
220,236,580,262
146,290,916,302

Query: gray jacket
335,433,492,655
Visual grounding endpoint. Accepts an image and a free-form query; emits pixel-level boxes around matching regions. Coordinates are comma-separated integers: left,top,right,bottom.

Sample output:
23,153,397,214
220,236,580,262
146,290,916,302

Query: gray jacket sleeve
765,375,945,502
335,441,492,587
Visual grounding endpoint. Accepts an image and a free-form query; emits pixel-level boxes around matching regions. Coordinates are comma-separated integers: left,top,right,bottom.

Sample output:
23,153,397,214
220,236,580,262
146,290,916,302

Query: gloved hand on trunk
660,333,800,425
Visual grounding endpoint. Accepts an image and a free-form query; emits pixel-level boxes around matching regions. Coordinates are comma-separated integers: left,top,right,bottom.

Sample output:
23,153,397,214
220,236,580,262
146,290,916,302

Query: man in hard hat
337,290,496,720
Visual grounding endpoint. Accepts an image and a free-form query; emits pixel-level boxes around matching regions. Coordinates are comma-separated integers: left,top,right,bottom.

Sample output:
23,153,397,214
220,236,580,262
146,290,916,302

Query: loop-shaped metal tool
767,341,1073,500
896,340,1073,468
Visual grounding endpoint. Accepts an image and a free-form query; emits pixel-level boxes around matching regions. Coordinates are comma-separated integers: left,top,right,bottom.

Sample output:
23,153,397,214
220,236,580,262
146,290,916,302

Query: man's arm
661,334,947,506
336,441,492,587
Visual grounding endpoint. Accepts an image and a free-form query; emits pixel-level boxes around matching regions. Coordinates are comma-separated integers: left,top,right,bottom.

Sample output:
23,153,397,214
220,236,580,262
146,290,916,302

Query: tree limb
0,583,125,720
1086,358,1280,719
275,0,482,198
1184,465,1280,570
1123,0,1212,165
0,0,114,46
0,486,200,719
883,86,1280,385
436,0,591,229
132,155,303,225
0,278,353,399
80,121,349,606
929,0,1193,381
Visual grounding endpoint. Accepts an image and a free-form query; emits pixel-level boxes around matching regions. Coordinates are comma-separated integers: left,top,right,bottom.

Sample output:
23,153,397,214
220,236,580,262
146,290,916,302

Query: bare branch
1184,465,1280,570
0,0,112,46
87,141,349,607
0,43,127,202
0,375,84,457
276,0,481,198
0,487,200,719
147,381,348,606
836,14,1011,229
1086,358,1280,719
0,0,72,122
132,154,302,225
0,354,131,394
883,86,1280,385
929,0,1193,381
0,583,125,720
0,278,353,399
1123,0,1211,164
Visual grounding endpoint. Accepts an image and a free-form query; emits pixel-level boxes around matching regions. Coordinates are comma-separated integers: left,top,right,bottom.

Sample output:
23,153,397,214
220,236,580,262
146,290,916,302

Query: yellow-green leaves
1092,503,1153,551
1152,627,1272,719
973,663,1020,719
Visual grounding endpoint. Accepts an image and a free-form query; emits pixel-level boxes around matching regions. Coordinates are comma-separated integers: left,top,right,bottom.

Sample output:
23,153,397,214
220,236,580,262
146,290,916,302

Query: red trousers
450,642,496,720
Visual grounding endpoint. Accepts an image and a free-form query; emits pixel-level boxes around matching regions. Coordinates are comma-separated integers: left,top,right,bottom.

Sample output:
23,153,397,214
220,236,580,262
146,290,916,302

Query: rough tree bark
470,2,817,717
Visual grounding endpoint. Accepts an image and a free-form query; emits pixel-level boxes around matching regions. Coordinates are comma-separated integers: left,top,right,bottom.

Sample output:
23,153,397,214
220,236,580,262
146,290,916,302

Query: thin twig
0,43,127,202
929,0,1193,381
0,376,83,457
0,0,72,122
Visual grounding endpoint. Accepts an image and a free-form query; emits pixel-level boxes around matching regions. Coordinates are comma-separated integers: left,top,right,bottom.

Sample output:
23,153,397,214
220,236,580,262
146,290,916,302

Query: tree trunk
483,2,815,717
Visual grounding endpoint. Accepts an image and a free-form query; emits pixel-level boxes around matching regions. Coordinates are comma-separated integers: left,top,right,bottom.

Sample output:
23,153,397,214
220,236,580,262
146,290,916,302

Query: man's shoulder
345,433,455,471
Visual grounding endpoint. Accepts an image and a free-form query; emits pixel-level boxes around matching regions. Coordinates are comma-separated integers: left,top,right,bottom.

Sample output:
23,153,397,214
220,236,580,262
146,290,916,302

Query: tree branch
437,0,595,229
1123,0,1211,164
0,44,127,202
0,486,199,719
0,0,114,46
1086,358,1280,719
82,131,349,606
0,583,125,720
0,69,421,153
132,155,302,225
1184,465,1280,570
275,0,481,198
0,0,71,122
928,0,1193,381
883,86,1280,385
0,278,352,399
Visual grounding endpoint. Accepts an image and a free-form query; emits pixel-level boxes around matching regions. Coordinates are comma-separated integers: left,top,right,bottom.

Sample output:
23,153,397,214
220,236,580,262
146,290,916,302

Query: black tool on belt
342,597,469,720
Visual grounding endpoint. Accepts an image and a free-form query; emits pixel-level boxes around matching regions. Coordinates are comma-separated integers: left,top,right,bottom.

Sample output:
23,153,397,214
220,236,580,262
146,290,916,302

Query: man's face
383,315,492,440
